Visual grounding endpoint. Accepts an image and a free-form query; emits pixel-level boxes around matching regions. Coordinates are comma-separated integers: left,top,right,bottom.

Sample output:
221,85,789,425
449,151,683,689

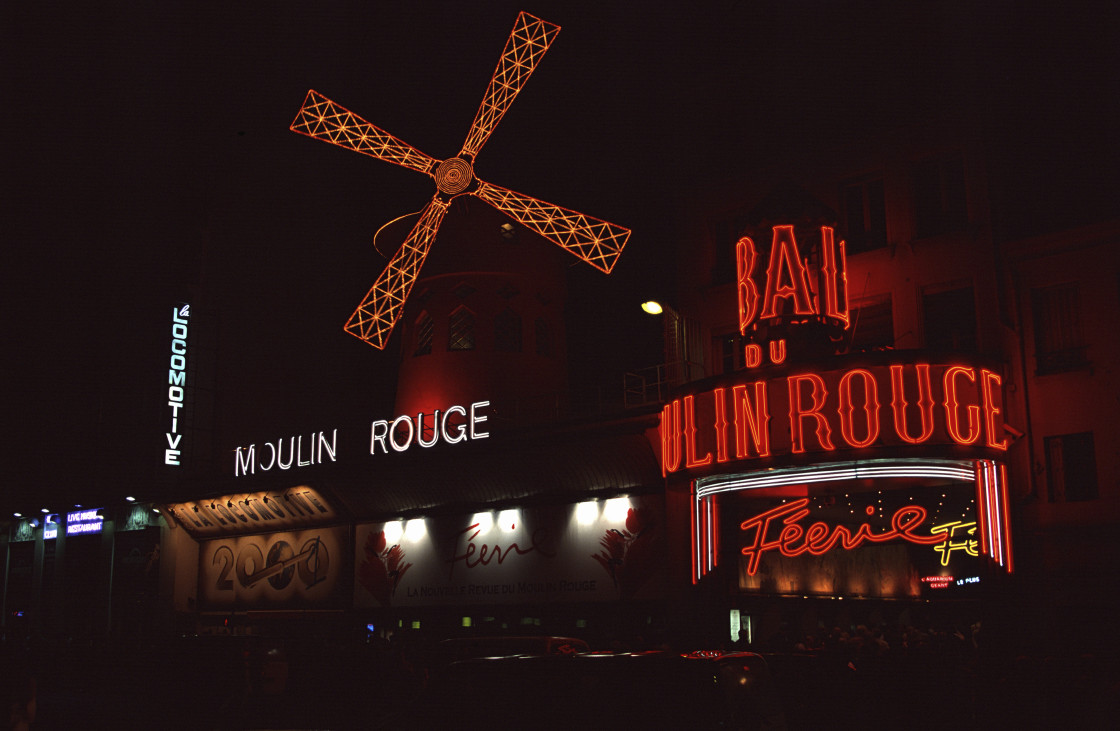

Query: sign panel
660,359,1008,477
166,304,191,467
166,486,339,538
354,496,664,608
732,484,984,598
199,526,345,609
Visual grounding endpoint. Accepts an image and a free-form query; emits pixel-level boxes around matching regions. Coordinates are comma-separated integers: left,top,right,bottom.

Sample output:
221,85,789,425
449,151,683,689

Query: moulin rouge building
5,15,1118,652
659,203,1014,643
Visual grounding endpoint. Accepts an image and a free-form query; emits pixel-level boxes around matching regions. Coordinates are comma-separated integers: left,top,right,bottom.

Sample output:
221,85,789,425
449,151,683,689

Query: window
922,285,977,351
448,307,476,351
847,295,894,352
495,307,522,352
534,317,552,357
1045,432,1099,502
842,177,887,254
1031,283,1088,374
913,153,967,239
413,311,433,356
716,333,746,374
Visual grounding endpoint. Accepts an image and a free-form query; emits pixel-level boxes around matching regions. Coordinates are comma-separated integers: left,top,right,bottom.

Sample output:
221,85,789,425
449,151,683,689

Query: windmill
291,11,631,349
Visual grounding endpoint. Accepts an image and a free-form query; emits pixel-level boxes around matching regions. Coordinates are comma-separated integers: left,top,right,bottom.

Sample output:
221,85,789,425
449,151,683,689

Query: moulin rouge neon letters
660,362,1007,475
370,400,490,454
739,498,946,576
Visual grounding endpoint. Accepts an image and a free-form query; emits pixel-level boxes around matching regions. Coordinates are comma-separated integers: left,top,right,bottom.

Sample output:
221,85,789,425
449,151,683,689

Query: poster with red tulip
354,495,664,607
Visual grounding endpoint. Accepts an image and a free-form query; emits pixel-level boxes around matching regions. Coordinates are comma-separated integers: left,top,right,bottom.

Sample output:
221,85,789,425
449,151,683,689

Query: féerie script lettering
740,498,946,575
447,522,553,580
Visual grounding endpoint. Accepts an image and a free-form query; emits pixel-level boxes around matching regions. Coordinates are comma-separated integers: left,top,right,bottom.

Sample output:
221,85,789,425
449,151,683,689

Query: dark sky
3,1,1117,513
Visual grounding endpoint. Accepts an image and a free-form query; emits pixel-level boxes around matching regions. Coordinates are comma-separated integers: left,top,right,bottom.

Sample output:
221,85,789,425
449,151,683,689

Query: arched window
495,307,522,352
413,311,433,356
448,307,476,351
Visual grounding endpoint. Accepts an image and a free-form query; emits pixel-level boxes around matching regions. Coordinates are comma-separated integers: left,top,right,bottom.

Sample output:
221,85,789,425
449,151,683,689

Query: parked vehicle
384,650,786,730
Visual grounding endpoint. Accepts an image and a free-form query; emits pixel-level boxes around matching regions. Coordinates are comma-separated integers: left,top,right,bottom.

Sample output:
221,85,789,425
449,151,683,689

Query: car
383,650,786,730
432,635,589,664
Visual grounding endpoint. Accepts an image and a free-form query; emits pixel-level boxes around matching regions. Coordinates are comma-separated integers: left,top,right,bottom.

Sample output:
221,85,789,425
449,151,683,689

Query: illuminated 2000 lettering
211,536,330,593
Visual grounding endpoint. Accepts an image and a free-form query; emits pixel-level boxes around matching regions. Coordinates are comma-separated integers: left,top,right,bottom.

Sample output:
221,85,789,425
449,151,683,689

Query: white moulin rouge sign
232,400,490,477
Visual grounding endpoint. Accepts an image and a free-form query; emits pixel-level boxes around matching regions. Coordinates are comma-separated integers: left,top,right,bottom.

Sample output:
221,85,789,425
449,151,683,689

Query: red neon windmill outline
291,12,631,349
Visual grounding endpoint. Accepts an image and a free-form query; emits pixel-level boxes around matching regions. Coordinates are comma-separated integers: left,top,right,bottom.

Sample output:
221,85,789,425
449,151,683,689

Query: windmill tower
291,12,630,425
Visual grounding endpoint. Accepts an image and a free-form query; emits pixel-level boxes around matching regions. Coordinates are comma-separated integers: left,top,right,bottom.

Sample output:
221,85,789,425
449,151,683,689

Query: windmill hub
434,156,475,197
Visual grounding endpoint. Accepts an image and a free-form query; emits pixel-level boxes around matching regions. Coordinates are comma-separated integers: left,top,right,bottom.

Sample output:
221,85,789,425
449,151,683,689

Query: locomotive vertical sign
165,303,191,467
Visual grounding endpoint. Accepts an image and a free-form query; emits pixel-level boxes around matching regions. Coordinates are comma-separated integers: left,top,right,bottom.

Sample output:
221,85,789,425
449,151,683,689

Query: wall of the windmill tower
393,200,570,428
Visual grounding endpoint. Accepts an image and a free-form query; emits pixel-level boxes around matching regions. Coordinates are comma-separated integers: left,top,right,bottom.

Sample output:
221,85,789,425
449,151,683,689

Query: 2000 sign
212,536,330,592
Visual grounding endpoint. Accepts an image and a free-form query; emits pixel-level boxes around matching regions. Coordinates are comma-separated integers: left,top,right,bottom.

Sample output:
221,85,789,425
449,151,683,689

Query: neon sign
370,400,490,454
660,361,1008,476
689,459,1014,583
930,520,979,566
739,498,946,576
42,509,104,540
66,509,104,535
291,12,629,349
235,430,337,477
166,304,190,466
738,225,849,333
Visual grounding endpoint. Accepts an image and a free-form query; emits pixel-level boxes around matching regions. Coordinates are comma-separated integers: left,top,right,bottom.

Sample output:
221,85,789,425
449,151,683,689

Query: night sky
4,1,1117,513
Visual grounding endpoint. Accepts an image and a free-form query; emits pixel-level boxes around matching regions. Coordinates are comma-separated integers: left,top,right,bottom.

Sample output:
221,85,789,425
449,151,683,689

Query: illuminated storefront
658,219,1015,631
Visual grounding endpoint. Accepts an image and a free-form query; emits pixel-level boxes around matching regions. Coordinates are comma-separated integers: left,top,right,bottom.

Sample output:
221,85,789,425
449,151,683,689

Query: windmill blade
458,12,561,160
292,90,438,176
344,196,450,348
474,180,630,274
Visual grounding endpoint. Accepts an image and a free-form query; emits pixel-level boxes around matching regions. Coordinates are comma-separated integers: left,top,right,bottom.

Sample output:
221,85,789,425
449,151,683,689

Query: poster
354,496,664,607
199,526,345,609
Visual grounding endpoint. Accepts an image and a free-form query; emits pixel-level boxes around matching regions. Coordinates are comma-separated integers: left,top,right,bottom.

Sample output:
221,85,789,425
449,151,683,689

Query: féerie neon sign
739,498,945,576
660,361,1008,476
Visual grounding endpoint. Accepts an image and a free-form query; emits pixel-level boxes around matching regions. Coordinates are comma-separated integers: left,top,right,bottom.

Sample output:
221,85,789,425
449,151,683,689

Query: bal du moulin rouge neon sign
659,224,1009,476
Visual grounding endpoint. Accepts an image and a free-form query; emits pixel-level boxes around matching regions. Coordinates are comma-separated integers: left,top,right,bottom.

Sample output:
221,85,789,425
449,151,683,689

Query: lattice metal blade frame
459,12,561,160
473,180,630,274
344,196,450,349
292,90,438,177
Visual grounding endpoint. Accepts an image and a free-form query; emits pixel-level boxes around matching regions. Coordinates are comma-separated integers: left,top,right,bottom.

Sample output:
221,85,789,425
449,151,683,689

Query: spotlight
383,520,404,544
498,509,519,532
125,496,136,502
575,501,598,525
604,497,631,522
405,518,427,542
471,512,494,534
